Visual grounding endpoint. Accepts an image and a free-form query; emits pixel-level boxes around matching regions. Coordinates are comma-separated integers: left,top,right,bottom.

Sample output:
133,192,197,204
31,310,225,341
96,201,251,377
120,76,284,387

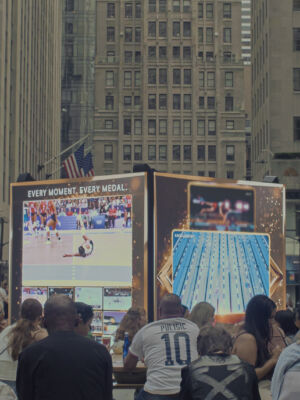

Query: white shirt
129,317,199,394
0,325,17,381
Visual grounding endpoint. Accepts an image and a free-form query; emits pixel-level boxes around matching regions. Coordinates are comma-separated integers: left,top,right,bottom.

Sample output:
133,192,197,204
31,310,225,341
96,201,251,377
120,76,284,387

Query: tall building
94,0,247,178
251,0,300,302
61,0,96,159
0,0,62,262
241,0,251,64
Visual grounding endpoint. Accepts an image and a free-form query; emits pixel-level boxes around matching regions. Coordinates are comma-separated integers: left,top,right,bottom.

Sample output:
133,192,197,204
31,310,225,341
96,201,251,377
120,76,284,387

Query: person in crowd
74,302,94,337
0,298,47,393
232,295,282,381
0,281,8,319
0,302,7,333
271,340,300,400
181,305,190,319
180,326,261,400
124,294,199,400
293,307,300,342
274,310,298,344
189,301,215,329
0,381,17,400
112,307,147,354
16,295,112,400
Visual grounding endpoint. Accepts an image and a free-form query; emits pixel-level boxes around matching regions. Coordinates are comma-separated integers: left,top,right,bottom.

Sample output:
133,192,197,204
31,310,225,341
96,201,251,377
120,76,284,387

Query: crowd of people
0,292,300,399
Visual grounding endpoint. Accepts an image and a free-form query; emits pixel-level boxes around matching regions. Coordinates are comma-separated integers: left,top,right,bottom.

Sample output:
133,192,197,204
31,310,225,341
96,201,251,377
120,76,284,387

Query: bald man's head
44,295,77,333
159,294,182,319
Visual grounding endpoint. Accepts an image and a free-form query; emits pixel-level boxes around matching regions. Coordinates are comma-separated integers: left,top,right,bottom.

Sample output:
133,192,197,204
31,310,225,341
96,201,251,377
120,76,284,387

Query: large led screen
154,173,286,323
10,174,147,323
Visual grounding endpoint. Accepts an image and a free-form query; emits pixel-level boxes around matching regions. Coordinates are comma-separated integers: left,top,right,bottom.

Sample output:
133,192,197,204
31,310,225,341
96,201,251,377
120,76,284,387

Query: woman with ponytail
0,298,47,392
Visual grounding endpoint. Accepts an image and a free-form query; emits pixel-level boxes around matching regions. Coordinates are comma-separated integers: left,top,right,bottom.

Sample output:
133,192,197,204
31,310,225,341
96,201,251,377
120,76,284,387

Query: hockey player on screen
63,234,94,258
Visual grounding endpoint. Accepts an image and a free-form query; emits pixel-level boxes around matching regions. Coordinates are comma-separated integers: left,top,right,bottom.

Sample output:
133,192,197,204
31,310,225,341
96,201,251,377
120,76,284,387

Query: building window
223,28,232,43
199,71,204,87
124,71,132,87
105,96,114,110
125,51,133,63
206,3,214,18
227,170,234,179
225,71,233,87
149,0,156,12
293,68,300,90
159,94,167,109
107,27,115,42
294,117,300,140
198,27,204,43
183,47,191,59
208,145,216,161
159,119,167,135
66,0,74,11
223,3,231,18
148,119,156,135
148,94,156,109
226,120,234,129
134,96,141,106
148,46,156,59
134,71,141,87
159,0,167,12
206,28,214,43
159,145,167,161
148,68,157,84
107,51,115,63
173,46,180,58
296,205,300,236
105,120,113,129
207,97,215,109
198,2,203,18
173,94,181,109
135,2,142,17
226,145,235,161
159,46,167,59
173,120,181,136
107,3,115,17
65,23,73,34
124,96,132,106
134,119,142,135
159,68,167,84
106,71,114,86
223,51,232,62
159,22,167,37
208,120,216,135
184,145,192,161
197,145,205,161
294,0,300,11
199,96,205,109
173,22,180,37
148,22,156,37
225,96,233,111
124,119,131,135
207,72,215,88
148,145,156,160
183,120,191,136
184,94,191,110
134,145,142,161
197,119,205,135
125,3,133,17
173,145,181,160
198,171,205,176
125,27,133,42
208,171,216,178
135,27,141,42
173,0,180,12
183,22,191,37
123,145,131,160
104,144,113,160
135,51,141,63
184,69,192,85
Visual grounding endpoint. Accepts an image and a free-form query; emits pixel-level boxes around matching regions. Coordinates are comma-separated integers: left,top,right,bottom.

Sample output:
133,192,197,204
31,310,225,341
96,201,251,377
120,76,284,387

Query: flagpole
37,134,91,172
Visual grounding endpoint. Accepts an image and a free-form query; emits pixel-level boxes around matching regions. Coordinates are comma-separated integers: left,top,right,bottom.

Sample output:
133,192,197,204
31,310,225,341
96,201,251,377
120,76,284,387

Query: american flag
62,144,85,178
82,152,95,177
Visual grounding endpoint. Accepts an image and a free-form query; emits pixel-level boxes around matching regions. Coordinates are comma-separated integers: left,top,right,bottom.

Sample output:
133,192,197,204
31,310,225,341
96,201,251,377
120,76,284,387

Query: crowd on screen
0,287,300,399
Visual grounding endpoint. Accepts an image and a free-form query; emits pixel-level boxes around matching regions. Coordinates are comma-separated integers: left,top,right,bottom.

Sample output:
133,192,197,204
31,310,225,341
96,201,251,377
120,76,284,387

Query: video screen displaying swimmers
189,183,255,232
172,230,269,315
22,195,132,287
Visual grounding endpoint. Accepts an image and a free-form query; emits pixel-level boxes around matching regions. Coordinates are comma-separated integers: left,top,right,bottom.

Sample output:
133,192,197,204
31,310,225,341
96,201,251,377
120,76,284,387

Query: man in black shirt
16,295,112,400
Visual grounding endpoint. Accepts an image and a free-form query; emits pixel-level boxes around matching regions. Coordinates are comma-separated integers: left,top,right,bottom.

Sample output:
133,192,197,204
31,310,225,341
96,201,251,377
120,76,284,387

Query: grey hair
197,326,232,356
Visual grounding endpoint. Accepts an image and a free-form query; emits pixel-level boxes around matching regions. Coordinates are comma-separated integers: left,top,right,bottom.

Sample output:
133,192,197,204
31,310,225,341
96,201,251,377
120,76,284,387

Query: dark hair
75,302,94,324
8,299,43,361
244,295,276,366
44,294,77,332
275,310,298,336
197,326,232,356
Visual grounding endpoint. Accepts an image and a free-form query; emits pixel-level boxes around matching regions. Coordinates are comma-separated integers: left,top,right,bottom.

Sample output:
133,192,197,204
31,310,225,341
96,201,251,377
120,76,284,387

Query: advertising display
11,173,147,344
155,173,285,323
